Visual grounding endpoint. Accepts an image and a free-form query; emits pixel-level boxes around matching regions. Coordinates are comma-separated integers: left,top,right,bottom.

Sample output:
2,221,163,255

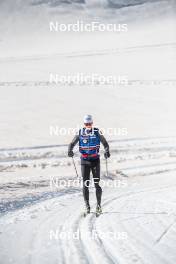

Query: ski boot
96,204,102,217
83,203,90,217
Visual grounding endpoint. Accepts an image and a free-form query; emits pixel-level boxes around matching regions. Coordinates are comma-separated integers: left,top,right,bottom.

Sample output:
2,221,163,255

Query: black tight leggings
81,159,102,206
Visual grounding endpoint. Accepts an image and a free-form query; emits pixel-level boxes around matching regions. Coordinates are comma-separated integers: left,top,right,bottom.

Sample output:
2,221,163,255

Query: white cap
83,114,93,124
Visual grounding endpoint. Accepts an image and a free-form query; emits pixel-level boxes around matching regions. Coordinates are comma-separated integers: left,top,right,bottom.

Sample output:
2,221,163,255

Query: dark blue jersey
79,128,100,159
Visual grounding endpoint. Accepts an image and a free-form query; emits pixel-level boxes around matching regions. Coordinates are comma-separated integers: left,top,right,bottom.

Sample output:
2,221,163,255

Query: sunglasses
84,123,93,126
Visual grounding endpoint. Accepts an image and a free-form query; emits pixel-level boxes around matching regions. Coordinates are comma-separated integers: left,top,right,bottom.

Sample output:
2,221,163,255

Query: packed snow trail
0,172,176,263
1,137,176,263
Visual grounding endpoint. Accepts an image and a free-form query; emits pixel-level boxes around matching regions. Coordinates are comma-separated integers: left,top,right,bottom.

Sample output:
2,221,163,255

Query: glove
68,150,74,157
104,151,110,159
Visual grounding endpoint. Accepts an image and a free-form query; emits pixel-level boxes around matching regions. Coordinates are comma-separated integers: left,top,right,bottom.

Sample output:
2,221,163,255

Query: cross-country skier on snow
68,115,110,215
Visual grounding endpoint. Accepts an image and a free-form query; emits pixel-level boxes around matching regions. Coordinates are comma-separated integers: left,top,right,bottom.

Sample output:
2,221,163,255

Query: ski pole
72,157,79,178
105,158,108,178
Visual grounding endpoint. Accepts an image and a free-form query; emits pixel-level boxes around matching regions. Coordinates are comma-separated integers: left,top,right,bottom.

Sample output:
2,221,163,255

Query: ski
82,211,102,217
95,212,102,217
83,212,89,217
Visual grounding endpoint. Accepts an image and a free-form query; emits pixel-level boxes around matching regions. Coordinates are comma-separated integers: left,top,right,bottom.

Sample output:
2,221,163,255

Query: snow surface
1,138,176,263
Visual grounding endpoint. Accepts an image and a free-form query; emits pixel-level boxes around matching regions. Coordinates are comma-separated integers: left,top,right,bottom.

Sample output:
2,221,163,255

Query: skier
68,115,110,215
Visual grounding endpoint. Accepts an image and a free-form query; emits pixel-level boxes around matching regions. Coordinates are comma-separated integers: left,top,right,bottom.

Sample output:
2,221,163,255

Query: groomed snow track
0,137,176,264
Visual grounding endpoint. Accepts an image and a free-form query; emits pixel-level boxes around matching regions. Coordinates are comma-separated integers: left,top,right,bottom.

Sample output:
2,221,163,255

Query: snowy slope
1,138,176,263
0,0,175,58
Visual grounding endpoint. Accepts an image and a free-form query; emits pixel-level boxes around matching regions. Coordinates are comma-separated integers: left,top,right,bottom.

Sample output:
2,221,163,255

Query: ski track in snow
1,137,176,263
0,42,175,63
